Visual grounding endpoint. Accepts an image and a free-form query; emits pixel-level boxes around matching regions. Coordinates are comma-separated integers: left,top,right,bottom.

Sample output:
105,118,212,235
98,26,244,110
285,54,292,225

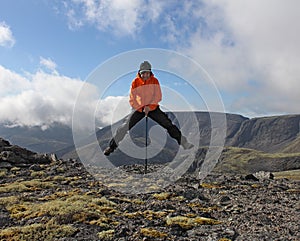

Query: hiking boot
104,146,115,156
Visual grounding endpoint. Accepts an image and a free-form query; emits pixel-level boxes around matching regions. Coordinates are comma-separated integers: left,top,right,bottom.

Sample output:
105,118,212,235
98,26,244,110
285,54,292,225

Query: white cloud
0,65,129,130
0,22,15,47
2,0,297,128
59,0,300,116
65,0,166,36
39,57,58,74
0,66,31,97
178,0,300,116
95,95,130,127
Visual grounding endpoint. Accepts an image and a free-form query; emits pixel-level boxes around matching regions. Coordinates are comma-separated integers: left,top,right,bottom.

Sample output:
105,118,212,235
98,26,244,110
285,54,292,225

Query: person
104,61,194,156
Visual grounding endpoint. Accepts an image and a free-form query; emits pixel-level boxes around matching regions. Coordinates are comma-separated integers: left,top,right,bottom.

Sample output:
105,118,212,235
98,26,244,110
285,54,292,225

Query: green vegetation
152,192,172,200
166,215,221,229
214,147,300,174
140,227,168,238
273,169,300,180
0,221,77,241
0,188,120,240
0,179,55,193
97,229,115,240
0,168,7,177
282,136,300,153
0,177,227,240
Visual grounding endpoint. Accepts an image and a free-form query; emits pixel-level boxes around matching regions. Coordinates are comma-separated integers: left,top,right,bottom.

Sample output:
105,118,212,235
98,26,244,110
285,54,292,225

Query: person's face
140,71,151,81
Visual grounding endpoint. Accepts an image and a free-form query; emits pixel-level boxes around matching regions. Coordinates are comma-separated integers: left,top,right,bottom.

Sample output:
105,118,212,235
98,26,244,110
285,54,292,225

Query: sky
0,0,299,131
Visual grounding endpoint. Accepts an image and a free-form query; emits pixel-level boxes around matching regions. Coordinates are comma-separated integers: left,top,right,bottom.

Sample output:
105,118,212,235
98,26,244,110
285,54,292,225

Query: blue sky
0,0,299,130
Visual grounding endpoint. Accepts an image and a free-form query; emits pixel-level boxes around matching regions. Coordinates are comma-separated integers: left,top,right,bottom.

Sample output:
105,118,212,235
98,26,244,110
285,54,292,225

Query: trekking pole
144,115,148,174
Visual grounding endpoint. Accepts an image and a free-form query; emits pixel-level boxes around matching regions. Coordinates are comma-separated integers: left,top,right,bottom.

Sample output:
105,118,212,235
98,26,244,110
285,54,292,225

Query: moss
286,189,300,193
106,183,127,188
152,192,172,200
131,198,144,205
90,216,119,228
146,184,161,192
0,179,55,193
5,191,119,225
96,196,117,206
0,221,77,241
10,167,21,172
0,168,7,177
97,229,115,240
30,170,46,178
109,196,145,205
200,182,223,189
171,195,185,201
140,228,168,238
52,175,67,181
0,196,19,206
90,217,112,228
56,167,67,173
166,215,221,229
251,184,261,188
124,210,168,220
38,190,80,201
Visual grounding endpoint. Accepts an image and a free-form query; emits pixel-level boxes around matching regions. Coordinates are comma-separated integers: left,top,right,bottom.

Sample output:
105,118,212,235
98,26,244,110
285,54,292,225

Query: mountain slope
59,111,248,164
281,135,300,153
0,123,73,154
229,114,300,153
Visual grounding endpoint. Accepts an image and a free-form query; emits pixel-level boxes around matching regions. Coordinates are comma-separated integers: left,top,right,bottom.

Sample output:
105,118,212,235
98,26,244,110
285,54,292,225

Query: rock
0,138,10,147
0,136,299,241
253,171,274,180
244,174,259,181
0,161,12,168
219,196,231,205
29,164,43,171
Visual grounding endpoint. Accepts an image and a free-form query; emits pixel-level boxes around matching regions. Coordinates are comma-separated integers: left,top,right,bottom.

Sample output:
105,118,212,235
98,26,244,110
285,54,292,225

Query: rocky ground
0,138,299,240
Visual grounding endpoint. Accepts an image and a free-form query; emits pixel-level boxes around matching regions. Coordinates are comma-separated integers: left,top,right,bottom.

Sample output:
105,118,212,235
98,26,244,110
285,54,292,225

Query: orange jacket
129,74,162,112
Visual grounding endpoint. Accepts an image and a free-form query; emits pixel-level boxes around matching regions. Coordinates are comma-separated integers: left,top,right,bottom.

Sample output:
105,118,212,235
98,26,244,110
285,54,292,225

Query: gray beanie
139,61,151,73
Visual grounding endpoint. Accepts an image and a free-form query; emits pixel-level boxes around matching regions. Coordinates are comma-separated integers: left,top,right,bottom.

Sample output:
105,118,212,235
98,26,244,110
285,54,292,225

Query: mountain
280,135,300,153
59,112,300,159
57,112,300,174
228,114,300,153
58,112,248,164
1,112,299,174
0,123,73,154
188,146,300,174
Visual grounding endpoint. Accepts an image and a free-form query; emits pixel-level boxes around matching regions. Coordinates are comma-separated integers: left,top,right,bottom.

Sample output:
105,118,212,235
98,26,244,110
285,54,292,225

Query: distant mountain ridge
0,123,73,154
1,112,299,157
57,112,300,170
228,115,300,153
0,112,299,174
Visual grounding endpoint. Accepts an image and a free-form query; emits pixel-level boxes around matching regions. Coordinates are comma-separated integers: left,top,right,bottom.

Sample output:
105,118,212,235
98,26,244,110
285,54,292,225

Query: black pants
109,107,183,149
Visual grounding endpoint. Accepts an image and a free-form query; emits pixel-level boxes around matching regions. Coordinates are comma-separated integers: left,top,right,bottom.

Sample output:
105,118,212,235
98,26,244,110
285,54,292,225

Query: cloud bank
0,63,130,131
64,0,300,116
1,0,299,131
183,0,300,116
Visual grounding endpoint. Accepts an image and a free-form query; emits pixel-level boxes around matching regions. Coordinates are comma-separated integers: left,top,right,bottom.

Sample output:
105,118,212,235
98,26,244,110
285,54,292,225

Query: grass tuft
0,221,77,241
0,179,55,193
140,228,168,238
166,215,221,229
97,229,115,240
152,192,172,200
